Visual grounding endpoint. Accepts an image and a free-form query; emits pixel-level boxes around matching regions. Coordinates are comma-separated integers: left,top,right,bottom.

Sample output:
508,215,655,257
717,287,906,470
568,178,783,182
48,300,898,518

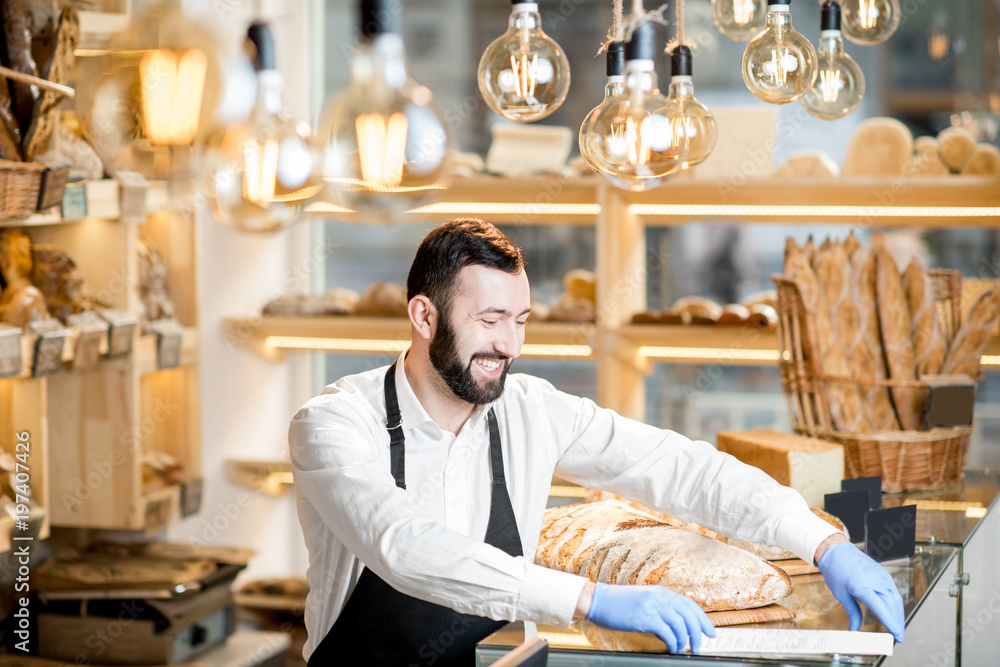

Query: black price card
842,476,882,511
825,489,871,542
865,505,917,563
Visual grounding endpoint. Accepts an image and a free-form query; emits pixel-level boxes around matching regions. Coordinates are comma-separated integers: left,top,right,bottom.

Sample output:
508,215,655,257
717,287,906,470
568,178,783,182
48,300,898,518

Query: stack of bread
782,233,1000,433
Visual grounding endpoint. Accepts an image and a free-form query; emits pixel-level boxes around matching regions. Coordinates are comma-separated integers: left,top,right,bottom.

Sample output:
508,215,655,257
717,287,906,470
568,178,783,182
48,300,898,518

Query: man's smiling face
428,264,531,405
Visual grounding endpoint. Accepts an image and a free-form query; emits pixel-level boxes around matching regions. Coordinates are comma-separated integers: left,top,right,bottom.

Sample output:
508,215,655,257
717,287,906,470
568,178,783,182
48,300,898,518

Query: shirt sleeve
546,390,843,564
289,394,588,628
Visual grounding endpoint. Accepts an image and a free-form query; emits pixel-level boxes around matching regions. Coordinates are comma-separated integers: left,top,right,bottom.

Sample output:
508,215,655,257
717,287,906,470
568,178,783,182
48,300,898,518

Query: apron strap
384,361,406,489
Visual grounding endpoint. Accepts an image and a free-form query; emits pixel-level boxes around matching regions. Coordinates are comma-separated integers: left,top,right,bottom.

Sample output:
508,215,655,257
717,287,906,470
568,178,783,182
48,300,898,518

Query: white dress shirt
289,351,841,659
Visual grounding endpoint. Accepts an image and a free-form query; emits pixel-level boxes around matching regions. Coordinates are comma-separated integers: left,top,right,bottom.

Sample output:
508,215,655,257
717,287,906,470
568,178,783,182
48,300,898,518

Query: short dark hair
406,218,524,313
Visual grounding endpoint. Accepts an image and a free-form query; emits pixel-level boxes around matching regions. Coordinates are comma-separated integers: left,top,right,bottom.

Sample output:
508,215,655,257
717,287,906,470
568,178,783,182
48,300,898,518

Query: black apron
308,362,523,666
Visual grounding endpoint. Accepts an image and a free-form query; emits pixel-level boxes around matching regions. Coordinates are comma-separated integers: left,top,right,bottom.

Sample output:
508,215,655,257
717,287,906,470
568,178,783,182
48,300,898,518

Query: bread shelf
625,175,1000,227
222,315,597,362
0,178,173,229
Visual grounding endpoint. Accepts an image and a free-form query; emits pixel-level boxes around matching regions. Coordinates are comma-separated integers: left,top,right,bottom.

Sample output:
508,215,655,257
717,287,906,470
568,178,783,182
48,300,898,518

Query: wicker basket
773,269,972,493
0,159,46,218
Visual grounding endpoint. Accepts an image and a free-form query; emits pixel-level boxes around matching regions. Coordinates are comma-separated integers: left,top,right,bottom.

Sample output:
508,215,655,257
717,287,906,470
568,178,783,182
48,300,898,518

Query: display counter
476,471,1000,666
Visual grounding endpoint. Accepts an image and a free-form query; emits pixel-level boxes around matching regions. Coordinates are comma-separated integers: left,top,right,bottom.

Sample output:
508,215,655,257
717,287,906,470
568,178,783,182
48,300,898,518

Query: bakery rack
226,173,1000,422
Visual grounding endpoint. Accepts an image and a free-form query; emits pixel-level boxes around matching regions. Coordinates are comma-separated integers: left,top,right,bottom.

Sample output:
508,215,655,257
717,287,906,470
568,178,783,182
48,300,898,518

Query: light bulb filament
819,69,842,103
766,48,789,84
860,0,879,30
356,112,408,187
140,48,207,146
733,0,754,26
242,139,280,204
511,53,538,99
625,117,651,166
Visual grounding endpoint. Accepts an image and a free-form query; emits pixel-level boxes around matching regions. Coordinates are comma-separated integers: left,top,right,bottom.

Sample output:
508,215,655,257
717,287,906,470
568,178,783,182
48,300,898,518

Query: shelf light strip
413,202,602,216
639,346,780,362
304,201,601,217
265,336,591,358
630,204,1000,218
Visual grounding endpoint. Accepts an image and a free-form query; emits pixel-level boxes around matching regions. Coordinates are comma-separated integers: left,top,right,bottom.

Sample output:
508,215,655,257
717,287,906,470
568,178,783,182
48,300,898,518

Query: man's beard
429,308,511,405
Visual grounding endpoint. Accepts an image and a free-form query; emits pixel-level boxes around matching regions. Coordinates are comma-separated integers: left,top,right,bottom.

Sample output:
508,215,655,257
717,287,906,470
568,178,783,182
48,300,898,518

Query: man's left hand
817,542,905,643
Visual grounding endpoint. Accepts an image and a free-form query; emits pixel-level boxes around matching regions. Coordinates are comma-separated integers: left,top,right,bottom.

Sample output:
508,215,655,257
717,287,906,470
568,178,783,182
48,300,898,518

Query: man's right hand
585,582,717,654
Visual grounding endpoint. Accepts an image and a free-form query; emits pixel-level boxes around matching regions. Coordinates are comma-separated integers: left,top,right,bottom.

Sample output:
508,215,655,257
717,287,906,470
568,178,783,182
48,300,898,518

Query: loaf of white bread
536,500,793,612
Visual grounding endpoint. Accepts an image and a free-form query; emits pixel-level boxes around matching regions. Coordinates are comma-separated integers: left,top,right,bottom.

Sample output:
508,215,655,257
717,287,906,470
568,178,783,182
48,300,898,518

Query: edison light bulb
86,1,246,181
712,0,767,41
577,23,687,190
478,0,570,122
800,3,865,120
841,0,900,46
204,23,320,233
580,43,664,190
742,0,817,104
667,46,718,167
317,0,449,218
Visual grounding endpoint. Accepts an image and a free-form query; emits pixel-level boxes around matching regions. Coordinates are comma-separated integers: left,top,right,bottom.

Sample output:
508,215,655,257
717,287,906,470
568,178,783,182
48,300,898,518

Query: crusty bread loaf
668,296,723,324
843,118,914,176
355,282,408,317
960,144,1000,176
536,500,793,612
941,284,1000,378
564,269,597,302
815,242,871,433
849,246,898,430
739,289,777,311
937,126,977,171
717,304,750,326
843,232,861,260
547,294,595,322
876,249,923,430
904,258,947,376
783,238,828,364
584,490,845,562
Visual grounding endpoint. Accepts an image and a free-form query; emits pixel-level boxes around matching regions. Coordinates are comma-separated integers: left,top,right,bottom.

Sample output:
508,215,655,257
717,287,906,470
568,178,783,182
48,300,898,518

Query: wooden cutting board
707,603,796,627
774,558,820,577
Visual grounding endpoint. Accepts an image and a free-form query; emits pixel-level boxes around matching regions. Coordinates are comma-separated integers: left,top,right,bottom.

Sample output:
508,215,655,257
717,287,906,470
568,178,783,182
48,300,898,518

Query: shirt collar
392,349,496,434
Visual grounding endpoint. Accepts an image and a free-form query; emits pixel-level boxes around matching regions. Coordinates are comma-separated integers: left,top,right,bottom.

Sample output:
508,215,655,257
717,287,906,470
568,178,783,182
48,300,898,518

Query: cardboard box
38,582,234,665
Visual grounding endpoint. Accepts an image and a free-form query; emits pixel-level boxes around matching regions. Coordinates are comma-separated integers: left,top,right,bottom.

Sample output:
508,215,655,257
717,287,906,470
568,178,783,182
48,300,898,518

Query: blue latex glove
586,583,716,654
818,542,906,643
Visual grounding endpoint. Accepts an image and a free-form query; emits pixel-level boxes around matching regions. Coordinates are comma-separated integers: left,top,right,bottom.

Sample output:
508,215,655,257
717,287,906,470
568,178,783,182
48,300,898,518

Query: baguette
904,258,947,376
876,249,923,430
941,284,1000,378
536,500,793,612
850,247,899,430
813,242,871,433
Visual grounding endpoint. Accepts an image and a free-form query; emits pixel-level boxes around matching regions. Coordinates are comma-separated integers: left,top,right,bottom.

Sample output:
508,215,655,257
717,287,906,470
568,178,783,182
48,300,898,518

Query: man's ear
408,295,436,340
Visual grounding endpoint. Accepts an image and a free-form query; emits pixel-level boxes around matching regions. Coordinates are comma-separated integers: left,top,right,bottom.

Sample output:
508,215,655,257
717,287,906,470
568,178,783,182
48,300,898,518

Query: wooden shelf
306,174,1000,227
626,176,1000,227
227,459,294,497
223,316,597,362
0,179,172,229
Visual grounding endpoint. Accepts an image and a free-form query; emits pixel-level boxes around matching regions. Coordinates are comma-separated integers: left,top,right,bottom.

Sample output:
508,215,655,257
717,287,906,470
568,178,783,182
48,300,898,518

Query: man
290,218,905,666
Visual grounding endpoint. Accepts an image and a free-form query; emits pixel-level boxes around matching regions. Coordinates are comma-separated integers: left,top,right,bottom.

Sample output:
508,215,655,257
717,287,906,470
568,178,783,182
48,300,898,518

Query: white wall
165,0,322,586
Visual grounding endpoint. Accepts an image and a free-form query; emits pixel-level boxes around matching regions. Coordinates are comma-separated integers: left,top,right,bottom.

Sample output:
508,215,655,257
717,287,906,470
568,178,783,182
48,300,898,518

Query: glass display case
477,473,1000,666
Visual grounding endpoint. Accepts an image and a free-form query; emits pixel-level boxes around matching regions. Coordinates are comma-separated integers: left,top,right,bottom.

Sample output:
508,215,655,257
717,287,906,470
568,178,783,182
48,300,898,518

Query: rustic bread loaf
849,246,898,430
941,284,1000,378
815,242,871,433
582,491,845,562
904,258,947,376
876,249,923,430
536,500,793,612
668,296,723,324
